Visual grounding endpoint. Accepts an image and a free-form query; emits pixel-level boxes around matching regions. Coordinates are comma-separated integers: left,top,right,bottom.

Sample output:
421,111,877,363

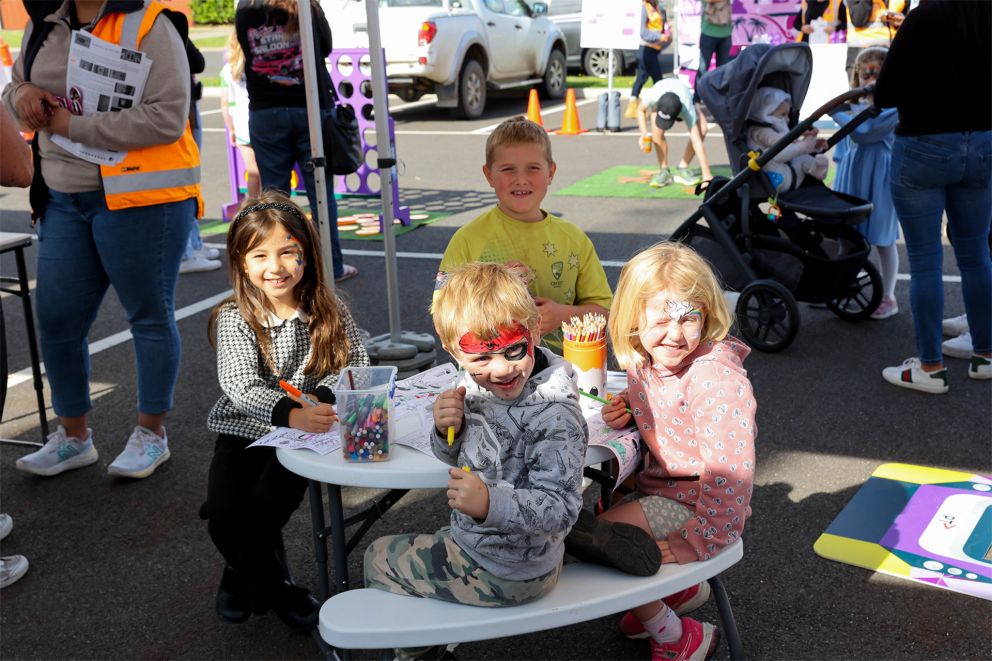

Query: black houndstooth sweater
206,301,370,440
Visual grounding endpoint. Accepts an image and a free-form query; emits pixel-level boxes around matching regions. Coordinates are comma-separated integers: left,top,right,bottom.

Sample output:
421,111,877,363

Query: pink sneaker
649,617,719,661
618,582,712,638
870,296,899,320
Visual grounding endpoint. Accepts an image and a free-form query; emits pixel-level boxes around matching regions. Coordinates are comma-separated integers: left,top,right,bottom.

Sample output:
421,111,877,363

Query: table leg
14,247,48,442
308,480,332,600
327,483,350,593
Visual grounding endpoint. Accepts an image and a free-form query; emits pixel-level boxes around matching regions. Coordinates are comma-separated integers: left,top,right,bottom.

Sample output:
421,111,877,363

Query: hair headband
232,202,308,226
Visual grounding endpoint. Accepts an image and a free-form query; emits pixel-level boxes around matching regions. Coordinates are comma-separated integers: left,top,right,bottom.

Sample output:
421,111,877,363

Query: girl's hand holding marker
280,379,338,433
601,390,633,430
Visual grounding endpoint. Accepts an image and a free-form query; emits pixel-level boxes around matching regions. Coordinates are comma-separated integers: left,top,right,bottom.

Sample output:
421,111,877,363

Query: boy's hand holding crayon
447,466,489,519
433,386,467,441
601,390,633,430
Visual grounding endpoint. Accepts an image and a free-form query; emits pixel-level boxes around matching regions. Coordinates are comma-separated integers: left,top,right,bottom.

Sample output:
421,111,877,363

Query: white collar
259,307,309,328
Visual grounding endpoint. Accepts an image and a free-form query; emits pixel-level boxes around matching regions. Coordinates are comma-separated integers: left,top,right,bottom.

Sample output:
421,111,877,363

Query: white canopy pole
297,0,335,291
365,0,403,342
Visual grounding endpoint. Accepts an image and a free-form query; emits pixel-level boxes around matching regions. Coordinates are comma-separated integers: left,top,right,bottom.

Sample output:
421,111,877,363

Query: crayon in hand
579,389,633,414
447,425,455,447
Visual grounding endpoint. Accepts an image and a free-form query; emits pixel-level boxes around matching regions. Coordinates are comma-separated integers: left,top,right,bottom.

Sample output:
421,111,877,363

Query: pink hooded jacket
626,337,756,564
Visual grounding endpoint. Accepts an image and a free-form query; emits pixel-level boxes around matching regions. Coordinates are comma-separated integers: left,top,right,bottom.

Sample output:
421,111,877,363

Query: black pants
695,33,732,101
631,45,664,99
200,433,308,609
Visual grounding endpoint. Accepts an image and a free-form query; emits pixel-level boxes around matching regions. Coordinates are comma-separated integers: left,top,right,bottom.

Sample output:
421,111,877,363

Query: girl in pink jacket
600,242,756,661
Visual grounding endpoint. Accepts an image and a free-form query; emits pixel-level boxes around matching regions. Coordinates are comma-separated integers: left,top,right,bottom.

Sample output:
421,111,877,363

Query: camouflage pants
363,527,560,607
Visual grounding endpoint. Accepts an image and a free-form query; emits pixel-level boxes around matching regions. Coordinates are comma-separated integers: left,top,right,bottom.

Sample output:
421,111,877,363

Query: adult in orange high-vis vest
794,0,848,42
2,0,201,480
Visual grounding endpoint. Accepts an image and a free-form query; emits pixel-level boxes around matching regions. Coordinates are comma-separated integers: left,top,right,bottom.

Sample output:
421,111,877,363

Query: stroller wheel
827,263,883,321
735,280,800,353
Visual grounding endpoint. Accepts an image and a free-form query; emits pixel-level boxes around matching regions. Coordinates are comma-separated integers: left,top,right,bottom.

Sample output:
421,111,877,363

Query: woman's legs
92,195,193,419
35,191,110,421
630,45,652,99
945,131,992,356
890,135,958,368
238,143,262,198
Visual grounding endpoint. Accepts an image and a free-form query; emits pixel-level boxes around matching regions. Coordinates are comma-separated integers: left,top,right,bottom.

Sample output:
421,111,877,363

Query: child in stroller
670,43,883,352
746,86,830,191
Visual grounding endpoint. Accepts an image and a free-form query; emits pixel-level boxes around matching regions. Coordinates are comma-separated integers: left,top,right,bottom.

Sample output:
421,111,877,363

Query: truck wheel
541,49,566,99
453,59,486,119
583,48,621,78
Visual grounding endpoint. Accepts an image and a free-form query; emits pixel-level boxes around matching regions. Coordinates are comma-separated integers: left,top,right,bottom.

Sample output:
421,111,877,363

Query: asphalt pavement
0,92,989,660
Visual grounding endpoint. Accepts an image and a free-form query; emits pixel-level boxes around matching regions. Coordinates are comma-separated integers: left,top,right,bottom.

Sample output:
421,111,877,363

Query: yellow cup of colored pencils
562,313,607,411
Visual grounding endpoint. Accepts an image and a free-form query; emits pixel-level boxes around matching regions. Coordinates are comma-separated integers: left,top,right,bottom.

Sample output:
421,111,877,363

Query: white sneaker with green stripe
969,355,991,380
882,358,949,394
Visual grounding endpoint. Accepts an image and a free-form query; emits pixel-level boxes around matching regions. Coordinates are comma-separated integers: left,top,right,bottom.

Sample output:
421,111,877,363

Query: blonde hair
226,30,245,81
851,46,887,89
608,242,733,369
485,116,554,167
432,262,539,355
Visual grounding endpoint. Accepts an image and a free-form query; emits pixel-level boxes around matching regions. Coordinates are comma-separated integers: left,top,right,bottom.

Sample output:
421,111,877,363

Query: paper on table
51,30,152,166
251,363,459,456
585,370,643,490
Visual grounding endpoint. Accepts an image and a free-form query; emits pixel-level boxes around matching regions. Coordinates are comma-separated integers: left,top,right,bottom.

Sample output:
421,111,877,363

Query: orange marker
278,379,318,407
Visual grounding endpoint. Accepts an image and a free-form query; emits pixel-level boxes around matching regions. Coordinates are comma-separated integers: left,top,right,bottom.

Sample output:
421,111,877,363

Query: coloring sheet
250,363,458,456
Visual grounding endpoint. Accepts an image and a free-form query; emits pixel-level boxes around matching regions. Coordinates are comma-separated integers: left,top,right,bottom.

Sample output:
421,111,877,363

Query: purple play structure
223,48,410,228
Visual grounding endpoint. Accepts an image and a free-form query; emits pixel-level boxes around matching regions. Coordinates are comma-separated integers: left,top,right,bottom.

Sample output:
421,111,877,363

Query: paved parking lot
0,91,989,660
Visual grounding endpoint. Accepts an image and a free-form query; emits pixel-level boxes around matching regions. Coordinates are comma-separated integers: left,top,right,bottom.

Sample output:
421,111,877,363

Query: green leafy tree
191,0,235,25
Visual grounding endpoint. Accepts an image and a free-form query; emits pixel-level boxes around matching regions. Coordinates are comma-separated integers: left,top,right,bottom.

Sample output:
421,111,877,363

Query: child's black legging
199,433,309,610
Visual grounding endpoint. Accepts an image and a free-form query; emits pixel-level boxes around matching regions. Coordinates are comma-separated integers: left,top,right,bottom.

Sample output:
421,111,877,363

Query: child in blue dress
831,47,901,319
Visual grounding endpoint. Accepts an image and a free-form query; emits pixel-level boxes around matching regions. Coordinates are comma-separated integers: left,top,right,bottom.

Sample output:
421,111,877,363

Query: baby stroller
670,43,883,352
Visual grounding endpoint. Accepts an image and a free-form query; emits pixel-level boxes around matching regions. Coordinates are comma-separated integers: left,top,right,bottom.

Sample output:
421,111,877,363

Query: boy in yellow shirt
436,116,613,352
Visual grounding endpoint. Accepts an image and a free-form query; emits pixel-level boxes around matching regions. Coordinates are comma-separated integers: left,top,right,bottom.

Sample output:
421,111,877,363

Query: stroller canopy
698,43,814,140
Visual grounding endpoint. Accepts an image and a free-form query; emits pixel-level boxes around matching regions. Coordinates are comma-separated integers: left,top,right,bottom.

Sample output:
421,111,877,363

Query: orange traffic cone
554,88,586,135
526,88,544,127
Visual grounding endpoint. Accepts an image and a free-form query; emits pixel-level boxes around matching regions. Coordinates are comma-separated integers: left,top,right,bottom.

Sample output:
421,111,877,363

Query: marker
447,426,455,447
279,379,319,407
579,389,633,414
462,465,471,472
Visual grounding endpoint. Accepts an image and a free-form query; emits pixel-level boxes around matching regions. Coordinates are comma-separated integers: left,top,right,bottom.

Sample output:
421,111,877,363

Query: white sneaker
942,332,973,359
0,514,11,541
882,357,949,394
942,314,969,337
108,426,171,478
193,246,221,260
969,355,992,380
0,555,29,589
16,427,99,476
180,256,222,274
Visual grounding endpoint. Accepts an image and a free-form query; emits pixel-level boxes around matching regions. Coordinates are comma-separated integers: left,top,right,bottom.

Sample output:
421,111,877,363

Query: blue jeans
37,191,195,417
695,33,731,100
890,131,992,362
631,45,664,99
184,101,205,260
248,106,344,278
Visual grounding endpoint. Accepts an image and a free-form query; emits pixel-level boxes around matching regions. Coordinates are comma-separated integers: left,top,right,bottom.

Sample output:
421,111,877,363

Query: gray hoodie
431,349,587,581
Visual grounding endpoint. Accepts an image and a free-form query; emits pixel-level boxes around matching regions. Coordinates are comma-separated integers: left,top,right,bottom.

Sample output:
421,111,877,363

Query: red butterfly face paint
456,323,536,400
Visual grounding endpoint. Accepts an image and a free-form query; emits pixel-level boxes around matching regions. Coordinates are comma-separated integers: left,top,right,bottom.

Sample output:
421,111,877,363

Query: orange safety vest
644,2,665,50
91,1,203,216
795,0,842,42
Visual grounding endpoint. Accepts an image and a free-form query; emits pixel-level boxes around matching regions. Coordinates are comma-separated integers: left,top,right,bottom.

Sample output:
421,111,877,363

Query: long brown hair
264,0,317,36
208,191,350,375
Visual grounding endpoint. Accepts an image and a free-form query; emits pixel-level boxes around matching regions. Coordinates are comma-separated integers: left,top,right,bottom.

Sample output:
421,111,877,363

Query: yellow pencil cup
563,338,607,411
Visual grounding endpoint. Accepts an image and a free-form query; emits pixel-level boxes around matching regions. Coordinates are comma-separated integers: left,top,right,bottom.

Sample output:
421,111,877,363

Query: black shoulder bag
320,68,362,176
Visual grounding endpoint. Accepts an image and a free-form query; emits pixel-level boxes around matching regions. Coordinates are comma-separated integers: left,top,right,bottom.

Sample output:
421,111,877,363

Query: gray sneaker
672,167,702,186
108,426,171,479
15,427,98,477
649,169,673,188
0,555,29,589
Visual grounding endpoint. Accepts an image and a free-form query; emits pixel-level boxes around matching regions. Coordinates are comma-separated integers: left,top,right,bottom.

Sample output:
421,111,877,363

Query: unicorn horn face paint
639,291,705,370
456,322,536,400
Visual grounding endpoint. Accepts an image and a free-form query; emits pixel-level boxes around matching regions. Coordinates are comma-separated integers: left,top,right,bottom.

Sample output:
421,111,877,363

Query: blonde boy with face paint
363,262,588,618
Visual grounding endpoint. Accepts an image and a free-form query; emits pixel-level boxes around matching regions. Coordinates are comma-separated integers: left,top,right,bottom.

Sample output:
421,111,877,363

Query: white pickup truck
324,0,567,119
